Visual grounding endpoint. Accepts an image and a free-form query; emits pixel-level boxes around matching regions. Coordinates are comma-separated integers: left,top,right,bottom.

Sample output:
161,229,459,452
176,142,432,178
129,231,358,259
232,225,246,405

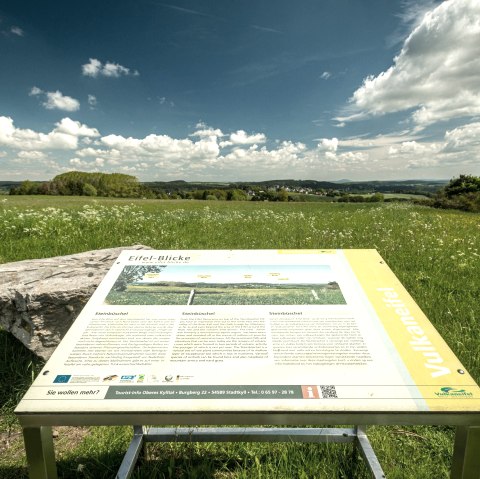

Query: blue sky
1,0,479,181
138,264,335,285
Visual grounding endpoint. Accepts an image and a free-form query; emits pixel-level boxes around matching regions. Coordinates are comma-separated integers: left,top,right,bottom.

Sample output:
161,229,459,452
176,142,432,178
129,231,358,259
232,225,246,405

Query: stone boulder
0,245,151,360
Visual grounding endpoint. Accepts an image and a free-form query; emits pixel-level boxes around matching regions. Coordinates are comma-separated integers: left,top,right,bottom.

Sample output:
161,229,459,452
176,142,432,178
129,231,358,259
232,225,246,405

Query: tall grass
0,196,478,478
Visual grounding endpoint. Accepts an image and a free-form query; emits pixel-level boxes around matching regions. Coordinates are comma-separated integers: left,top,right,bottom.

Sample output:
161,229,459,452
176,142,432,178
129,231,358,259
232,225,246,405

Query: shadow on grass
0,330,44,422
0,441,368,479
129,441,367,479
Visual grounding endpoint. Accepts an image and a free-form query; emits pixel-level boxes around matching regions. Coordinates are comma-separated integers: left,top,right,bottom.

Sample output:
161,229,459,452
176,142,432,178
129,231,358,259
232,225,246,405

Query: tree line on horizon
6,171,480,211
9,171,152,198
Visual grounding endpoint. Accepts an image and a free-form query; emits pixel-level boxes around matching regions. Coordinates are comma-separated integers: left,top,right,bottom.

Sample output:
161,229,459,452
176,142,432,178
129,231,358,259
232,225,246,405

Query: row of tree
8,172,282,201
8,171,480,212
10,172,155,198
337,193,385,203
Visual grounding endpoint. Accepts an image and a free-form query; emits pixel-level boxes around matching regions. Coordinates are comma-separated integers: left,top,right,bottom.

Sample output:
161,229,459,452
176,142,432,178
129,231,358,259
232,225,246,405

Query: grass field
106,284,345,305
0,196,479,478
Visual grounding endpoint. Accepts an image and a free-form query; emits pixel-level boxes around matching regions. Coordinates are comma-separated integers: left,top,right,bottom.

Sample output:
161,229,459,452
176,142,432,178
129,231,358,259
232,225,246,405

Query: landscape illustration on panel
105,263,346,306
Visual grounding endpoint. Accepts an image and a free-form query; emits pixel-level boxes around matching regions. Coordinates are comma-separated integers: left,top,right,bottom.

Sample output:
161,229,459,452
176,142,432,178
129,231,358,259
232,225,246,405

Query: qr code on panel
320,385,338,398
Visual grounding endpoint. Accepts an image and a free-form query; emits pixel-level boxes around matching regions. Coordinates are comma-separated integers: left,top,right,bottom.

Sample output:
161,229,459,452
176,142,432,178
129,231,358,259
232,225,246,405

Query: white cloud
229,130,266,145
77,147,106,157
0,116,99,151
82,58,139,78
54,118,100,138
191,126,224,139
340,0,480,128
10,26,24,36
99,132,220,164
43,91,80,111
82,58,102,77
317,138,338,152
69,157,105,169
29,86,43,96
88,94,97,107
2,114,480,181
16,151,47,160
303,144,369,173
341,132,415,150
29,87,80,111
388,140,441,158
443,122,480,152
218,142,306,176
387,0,438,47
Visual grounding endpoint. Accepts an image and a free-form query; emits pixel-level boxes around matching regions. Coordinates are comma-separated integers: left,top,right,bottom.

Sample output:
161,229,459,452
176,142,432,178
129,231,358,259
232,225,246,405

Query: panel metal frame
20,421,480,479
115,425,385,479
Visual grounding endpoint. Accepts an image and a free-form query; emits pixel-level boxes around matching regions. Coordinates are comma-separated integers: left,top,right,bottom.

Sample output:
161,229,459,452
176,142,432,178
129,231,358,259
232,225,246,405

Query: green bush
82,183,97,196
432,175,480,212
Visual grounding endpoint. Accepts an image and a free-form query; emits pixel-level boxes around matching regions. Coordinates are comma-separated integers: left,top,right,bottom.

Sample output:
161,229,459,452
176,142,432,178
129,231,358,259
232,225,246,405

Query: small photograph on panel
105,264,346,306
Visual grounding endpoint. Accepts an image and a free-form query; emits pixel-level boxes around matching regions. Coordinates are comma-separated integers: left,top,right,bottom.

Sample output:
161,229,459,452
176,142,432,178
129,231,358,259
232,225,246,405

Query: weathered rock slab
0,245,151,360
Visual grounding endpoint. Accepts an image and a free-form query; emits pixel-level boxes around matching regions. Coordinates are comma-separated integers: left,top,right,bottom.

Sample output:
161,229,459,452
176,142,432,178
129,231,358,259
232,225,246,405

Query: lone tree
443,174,480,198
433,174,480,212
113,265,166,291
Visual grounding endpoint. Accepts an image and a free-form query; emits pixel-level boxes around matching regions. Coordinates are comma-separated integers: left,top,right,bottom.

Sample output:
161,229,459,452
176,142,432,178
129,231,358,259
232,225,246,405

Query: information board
16,249,480,416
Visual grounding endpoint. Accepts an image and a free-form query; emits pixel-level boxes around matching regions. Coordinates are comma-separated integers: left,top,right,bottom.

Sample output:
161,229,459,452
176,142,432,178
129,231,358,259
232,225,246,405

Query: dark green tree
113,265,167,291
444,175,480,197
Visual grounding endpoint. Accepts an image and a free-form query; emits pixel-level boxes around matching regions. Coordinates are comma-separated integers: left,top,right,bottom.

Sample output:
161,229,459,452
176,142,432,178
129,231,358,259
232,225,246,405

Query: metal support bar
355,426,386,479
116,426,145,479
143,426,357,443
23,426,58,479
451,426,480,479
117,425,386,479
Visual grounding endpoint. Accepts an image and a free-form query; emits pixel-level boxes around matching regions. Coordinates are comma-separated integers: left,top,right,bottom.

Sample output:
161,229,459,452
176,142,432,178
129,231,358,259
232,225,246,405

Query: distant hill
143,179,448,195
1,177,448,197
0,181,22,193
145,180,232,191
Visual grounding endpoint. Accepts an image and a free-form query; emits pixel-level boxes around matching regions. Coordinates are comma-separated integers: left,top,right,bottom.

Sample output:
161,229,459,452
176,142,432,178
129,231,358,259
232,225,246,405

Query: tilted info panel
15,249,480,415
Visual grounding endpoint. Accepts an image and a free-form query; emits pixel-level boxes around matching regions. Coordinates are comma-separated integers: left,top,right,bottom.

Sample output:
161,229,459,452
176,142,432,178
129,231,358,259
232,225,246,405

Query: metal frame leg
451,426,480,479
117,425,386,479
355,426,386,479
116,426,145,479
23,427,57,479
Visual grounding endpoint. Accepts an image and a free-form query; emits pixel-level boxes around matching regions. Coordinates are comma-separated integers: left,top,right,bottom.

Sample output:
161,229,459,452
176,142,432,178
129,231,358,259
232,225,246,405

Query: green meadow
1,196,479,478
106,284,345,305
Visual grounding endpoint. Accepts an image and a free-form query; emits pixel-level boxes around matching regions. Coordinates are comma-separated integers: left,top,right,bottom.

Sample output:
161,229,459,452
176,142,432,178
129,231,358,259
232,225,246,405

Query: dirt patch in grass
0,425,90,465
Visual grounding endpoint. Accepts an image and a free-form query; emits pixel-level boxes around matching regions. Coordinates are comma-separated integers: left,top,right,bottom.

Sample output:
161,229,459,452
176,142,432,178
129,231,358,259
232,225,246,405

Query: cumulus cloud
388,140,441,158
229,130,266,145
43,91,80,111
2,113,480,180
317,138,338,152
16,151,47,160
443,122,480,152
99,132,221,164
82,58,139,78
0,116,99,151
29,87,80,111
191,125,224,139
55,118,100,137
70,157,105,169
339,0,480,128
